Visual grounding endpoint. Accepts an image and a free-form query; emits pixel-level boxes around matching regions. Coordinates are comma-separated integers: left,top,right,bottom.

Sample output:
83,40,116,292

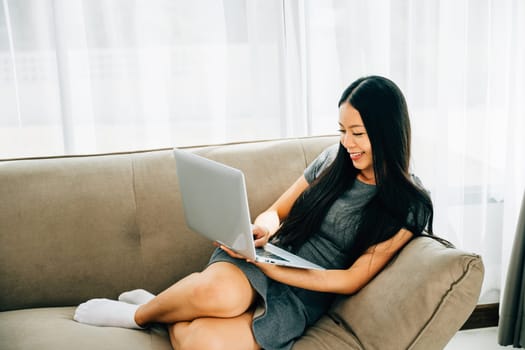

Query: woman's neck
357,172,376,185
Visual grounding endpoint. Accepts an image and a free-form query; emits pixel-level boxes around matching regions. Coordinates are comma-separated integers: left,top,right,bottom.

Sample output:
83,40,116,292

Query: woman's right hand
252,224,271,248
250,175,309,248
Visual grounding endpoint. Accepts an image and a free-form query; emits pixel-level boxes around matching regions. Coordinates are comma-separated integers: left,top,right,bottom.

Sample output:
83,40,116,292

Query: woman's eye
338,129,346,134
353,133,364,136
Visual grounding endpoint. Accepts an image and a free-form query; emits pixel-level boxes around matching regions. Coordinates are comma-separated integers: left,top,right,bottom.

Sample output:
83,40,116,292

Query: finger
220,245,236,255
219,245,246,259
253,239,267,248
252,231,264,241
252,226,268,238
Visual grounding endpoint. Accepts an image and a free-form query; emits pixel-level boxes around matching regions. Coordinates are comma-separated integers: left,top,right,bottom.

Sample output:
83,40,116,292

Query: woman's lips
349,152,364,161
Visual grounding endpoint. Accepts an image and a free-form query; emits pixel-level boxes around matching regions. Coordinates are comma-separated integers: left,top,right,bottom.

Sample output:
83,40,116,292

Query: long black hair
273,76,436,265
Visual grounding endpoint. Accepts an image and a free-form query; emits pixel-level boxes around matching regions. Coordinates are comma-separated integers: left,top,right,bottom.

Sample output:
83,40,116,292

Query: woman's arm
251,175,310,246
250,228,414,295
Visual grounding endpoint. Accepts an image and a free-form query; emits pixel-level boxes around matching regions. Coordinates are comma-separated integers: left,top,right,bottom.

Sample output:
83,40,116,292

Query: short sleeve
410,173,430,196
406,174,431,234
304,143,339,184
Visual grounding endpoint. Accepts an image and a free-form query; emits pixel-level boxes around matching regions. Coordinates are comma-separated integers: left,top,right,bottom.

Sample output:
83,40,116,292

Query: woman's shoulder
409,173,430,196
405,173,433,234
410,173,423,187
317,143,339,163
304,143,340,183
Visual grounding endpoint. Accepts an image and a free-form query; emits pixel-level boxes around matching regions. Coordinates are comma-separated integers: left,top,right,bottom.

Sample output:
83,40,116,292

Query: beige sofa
0,136,484,350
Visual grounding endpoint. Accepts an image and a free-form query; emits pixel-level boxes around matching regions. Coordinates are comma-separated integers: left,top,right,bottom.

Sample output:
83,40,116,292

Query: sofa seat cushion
0,307,172,350
293,315,363,349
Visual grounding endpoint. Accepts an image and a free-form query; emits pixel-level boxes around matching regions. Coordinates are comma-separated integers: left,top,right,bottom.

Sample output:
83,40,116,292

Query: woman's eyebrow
349,124,364,129
339,122,364,129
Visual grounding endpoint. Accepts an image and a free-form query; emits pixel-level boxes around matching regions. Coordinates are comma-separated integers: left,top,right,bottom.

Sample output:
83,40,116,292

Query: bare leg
73,262,255,329
168,311,260,350
135,262,256,326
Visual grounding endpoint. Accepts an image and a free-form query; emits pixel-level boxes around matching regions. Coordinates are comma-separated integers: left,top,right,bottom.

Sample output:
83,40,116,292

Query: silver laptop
173,149,325,270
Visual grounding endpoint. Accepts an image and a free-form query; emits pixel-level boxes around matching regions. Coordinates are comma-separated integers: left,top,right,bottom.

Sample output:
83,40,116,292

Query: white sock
118,289,155,305
73,298,143,329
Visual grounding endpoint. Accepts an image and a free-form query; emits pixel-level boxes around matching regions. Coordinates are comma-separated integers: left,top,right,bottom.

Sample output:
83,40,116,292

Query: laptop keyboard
255,248,289,262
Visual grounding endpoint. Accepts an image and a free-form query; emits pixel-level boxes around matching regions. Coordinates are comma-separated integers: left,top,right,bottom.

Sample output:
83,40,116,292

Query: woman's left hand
214,242,252,261
214,242,280,274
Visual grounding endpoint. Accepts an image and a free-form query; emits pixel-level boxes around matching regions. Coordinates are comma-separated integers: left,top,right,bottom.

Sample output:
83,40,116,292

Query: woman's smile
349,151,365,161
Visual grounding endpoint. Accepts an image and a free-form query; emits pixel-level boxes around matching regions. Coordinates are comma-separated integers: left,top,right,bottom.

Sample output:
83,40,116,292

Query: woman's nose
342,133,354,148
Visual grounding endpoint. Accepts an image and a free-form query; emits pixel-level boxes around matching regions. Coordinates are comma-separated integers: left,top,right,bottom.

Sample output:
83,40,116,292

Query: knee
189,272,252,317
170,321,227,350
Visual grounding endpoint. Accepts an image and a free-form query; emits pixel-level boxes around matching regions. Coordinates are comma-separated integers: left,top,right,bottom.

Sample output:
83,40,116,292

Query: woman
74,75,434,350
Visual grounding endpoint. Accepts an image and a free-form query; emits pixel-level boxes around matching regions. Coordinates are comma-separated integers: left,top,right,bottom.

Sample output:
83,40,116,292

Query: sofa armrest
294,236,484,350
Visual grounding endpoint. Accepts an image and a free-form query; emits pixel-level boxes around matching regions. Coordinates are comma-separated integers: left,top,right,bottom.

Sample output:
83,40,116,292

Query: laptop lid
173,149,256,260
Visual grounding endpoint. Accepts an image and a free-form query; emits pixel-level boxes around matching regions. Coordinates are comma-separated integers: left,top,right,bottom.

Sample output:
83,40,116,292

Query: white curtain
1,0,524,304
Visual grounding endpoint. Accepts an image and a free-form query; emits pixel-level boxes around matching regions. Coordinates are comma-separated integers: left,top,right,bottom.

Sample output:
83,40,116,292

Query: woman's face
338,102,375,183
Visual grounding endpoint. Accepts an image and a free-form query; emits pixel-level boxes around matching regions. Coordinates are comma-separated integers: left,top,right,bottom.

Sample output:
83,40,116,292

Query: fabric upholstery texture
0,307,172,350
294,237,484,350
0,136,483,350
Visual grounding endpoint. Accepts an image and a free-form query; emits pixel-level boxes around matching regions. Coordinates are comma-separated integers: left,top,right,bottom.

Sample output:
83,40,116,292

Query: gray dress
208,144,376,350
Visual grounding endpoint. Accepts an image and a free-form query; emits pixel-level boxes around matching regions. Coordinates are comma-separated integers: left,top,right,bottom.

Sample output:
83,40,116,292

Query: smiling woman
72,76,439,350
